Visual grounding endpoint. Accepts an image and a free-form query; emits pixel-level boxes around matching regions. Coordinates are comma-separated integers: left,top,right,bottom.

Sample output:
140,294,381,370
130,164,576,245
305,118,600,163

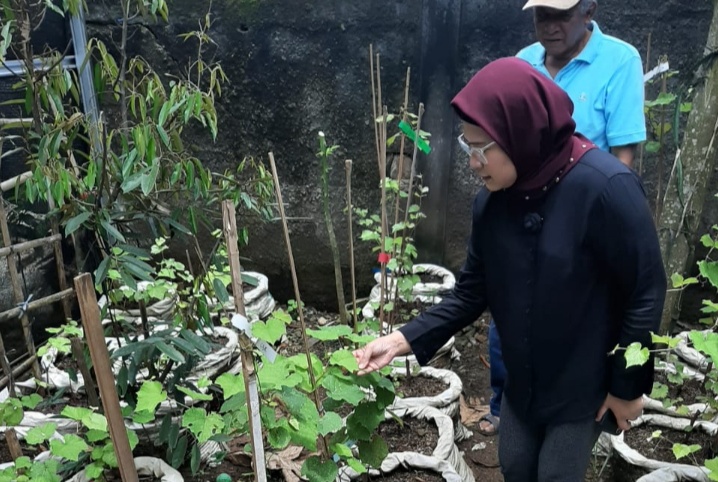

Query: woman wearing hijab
353,57,666,481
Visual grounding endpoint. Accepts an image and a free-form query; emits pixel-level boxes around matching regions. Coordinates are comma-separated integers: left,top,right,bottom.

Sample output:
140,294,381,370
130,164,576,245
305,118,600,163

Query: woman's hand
596,393,643,432
353,331,411,375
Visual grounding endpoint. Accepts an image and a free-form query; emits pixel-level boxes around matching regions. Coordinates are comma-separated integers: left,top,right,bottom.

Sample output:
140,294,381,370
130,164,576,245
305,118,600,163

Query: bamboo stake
388,68,412,330
46,194,72,320
0,288,75,324
369,45,382,179
267,152,329,459
0,331,16,397
377,106,389,327
0,196,41,379
0,234,61,259
345,160,358,333
74,273,138,482
4,429,23,460
655,67,669,224
70,337,100,408
222,200,268,482
0,357,34,391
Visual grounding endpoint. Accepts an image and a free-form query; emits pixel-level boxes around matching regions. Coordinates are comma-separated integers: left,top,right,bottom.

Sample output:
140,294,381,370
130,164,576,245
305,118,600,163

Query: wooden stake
70,337,100,408
0,357,34,391
378,106,389,327
74,273,138,482
221,200,267,482
0,288,75,324
4,428,23,460
369,45,382,179
0,195,41,379
345,160,358,333
46,195,72,320
267,153,329,459
0,330,16,397
0,234,62,259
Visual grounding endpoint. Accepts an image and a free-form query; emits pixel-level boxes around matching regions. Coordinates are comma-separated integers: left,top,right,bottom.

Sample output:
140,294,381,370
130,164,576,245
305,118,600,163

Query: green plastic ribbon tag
398,120,431,154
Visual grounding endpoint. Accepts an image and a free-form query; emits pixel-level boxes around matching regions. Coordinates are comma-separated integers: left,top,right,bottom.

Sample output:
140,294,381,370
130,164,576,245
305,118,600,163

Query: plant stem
319,135,348,324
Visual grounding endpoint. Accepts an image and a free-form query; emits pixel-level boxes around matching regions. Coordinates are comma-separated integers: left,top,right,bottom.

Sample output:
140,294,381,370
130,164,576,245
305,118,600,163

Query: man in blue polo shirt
478,0,646,437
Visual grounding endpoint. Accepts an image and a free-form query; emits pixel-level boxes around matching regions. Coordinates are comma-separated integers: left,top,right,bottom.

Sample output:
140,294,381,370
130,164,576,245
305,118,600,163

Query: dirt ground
451,314,617,482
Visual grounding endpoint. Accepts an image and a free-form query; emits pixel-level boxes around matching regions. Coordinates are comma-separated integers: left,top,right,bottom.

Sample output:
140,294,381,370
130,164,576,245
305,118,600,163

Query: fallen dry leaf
267,445,305,482
460,394,489,427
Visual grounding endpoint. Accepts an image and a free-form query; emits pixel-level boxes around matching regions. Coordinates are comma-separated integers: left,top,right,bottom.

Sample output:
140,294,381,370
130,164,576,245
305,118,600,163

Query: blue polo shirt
517,22,646,151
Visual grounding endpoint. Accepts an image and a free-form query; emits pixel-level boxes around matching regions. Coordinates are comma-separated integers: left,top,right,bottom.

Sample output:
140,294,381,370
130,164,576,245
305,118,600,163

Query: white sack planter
386,405,475,482
389,366,462,419
0,411,79,435
610,413,718,482
337,452,462,482
372,263,455,298
66,456,183,482
217,271,276,321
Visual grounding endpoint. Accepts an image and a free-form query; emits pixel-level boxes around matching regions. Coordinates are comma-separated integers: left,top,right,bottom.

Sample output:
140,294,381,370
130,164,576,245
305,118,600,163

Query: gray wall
81,0,713,309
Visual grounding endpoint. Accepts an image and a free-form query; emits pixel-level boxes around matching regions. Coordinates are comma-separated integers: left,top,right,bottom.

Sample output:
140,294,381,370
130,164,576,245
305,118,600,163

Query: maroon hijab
451,57,596,199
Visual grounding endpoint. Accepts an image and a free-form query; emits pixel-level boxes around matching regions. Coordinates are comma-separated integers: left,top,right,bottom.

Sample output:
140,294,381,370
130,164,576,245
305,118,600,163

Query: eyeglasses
457,134,495,166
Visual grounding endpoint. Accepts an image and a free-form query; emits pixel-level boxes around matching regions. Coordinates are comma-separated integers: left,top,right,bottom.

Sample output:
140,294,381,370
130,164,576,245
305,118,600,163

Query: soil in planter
386,299,434,325
368,467,445,481
394,374,449,399
654,371,705,406
280,307,345,359
418,273,444,285
377,416,439,456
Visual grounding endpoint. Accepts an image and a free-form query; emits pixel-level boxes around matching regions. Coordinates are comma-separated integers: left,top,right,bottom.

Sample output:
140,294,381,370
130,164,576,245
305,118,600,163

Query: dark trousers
498,397,601,482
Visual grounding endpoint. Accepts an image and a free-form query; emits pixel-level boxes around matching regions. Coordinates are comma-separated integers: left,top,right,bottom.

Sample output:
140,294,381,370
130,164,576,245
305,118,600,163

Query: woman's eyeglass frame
457,134,495,166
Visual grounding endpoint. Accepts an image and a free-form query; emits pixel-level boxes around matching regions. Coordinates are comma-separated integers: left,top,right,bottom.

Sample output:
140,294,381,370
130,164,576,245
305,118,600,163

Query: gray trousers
498,397,601,482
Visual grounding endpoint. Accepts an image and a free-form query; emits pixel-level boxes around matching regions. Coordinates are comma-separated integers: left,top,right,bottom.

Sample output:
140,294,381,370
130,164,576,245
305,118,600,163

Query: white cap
522,0,580,10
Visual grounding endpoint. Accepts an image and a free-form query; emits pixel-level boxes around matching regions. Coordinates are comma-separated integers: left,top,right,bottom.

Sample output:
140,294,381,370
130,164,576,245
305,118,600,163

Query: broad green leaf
50,434,88,461
699,261,718,289
136,381,168,413
216,372,245,399
0,398,25,426
706,456,718,481
651,333,681,349
280,387,319,424
301,456,339,482
318,412,343,436
672,443,701,460
127,429,139,450
177,385,213,401
141,161,160,196
25,422,57,445
64,211,91,236
329,349,359,372
28,459,61,482
624,342,650,368
331,443,353,459
346,457,367,474
322,374,365,405
357,434,389,468
252,316,286,344
190,443,201,474
86,429,108,443
267,425,291,449
85,462,104,479
182,408,225,443
20,394,42,410
307,325,353,341
650,383,669,399
258,360,302,390
689,331,718,363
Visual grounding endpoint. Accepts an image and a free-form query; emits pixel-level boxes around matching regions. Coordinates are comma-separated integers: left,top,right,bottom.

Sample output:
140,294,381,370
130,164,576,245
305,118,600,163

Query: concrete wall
16,0,714,315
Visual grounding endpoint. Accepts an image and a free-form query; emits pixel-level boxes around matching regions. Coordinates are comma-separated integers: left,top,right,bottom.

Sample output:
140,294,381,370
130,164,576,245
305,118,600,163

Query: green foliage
0,457,61,482
0,398,24,426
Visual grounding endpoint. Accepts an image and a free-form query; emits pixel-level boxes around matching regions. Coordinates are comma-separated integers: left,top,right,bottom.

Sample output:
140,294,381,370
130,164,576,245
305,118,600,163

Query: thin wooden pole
0,195,41,379
46,195,72,319
0,288,75,324
4,429,23,460
345,160,358,333
0,331,16,397
74,273,138,482
221,200,267,482
0,234,62,259
268,153,330,459
70,337,100,408
0,357,34,391
369,45,382,180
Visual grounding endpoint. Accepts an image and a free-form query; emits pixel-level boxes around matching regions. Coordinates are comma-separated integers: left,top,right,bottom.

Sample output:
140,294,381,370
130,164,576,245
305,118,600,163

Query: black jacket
400,149,666,424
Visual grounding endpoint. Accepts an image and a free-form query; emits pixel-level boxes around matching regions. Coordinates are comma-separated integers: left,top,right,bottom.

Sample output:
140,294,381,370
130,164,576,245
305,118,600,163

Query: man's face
533,4,593,60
